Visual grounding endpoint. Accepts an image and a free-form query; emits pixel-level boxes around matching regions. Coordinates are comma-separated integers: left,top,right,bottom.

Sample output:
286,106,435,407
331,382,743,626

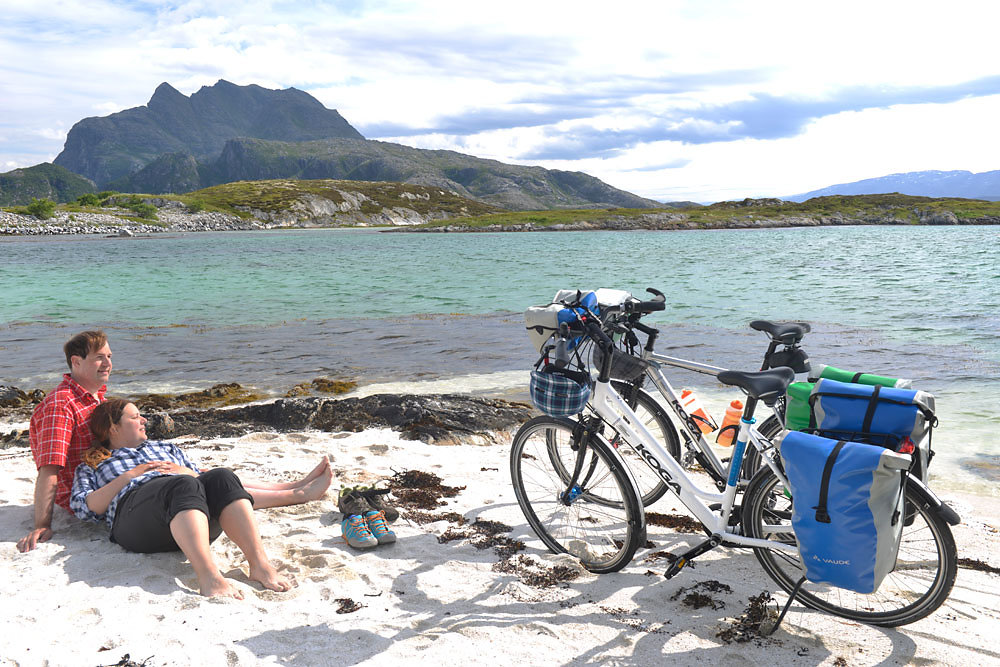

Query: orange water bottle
715,399,744,447
680,388,717,434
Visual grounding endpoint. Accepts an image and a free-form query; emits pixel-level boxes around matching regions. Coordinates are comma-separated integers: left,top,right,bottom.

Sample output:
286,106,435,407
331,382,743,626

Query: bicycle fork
558,418,602,505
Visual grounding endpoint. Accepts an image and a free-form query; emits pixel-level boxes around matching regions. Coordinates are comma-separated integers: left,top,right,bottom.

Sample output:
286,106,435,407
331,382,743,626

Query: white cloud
2,0,1000,200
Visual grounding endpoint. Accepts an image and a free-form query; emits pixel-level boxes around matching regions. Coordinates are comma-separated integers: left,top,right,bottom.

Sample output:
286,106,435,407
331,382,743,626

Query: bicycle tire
741,466,957,626
605,381,680,506
510,416,645,573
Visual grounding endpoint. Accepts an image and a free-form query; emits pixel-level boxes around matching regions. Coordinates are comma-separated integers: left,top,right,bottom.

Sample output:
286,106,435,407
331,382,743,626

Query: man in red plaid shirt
17,331,112,552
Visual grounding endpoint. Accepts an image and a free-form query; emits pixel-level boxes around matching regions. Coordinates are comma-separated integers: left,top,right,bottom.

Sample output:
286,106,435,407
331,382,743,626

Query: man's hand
17,527,53,553
18,465,60,553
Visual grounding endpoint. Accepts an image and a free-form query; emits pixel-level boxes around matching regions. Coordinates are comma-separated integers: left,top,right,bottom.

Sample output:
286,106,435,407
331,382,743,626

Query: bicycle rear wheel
510,416,645,573
741,466,957,626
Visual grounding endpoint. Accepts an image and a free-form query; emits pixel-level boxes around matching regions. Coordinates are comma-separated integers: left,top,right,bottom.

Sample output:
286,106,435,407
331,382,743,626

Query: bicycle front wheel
510,416,645,573
741,466,957,626
603,381,680,506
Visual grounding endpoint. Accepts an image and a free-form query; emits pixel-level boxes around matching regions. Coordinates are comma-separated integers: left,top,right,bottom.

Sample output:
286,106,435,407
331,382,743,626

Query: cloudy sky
2,0,999,202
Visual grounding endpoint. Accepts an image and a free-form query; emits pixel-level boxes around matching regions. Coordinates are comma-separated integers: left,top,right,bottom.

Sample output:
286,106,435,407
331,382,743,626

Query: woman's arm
73,461,163,518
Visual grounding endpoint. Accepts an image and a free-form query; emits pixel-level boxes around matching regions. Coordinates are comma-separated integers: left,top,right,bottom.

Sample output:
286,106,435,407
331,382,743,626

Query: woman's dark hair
88,398,130,449
83,398,131,467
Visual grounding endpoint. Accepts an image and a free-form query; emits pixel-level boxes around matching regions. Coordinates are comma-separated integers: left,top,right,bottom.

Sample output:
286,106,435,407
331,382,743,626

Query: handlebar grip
584,318,613,349
634,300,665,312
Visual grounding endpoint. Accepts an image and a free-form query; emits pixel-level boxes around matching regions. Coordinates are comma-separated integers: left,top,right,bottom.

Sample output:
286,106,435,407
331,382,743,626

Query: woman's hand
127,461,198,479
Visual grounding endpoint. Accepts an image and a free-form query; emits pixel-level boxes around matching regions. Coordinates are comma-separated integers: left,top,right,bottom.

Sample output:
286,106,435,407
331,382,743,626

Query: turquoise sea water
1,225,998,494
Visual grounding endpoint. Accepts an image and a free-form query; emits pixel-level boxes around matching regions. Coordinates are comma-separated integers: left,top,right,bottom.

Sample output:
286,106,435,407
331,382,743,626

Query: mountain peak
149,81,185,105
55,80,364,186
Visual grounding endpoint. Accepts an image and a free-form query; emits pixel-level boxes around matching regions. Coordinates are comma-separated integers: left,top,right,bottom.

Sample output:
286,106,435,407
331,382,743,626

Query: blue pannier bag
809,378,937,484
778,430,910,594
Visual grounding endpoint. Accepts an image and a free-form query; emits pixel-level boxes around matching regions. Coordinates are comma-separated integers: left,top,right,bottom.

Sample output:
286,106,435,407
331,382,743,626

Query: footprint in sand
80,607,102,625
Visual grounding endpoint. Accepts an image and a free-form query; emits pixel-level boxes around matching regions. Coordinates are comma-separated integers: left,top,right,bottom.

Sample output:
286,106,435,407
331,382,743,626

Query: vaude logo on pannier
813,554,851,566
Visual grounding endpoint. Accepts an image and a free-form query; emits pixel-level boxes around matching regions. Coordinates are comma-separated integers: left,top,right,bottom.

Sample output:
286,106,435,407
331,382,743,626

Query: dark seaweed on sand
645,511,703,533
97,655,154,667
335,598,364,614
388,469,466,510
716,591,779,644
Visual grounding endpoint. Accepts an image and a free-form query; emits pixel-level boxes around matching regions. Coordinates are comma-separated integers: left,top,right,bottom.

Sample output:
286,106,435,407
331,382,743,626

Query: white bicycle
510,293,959,626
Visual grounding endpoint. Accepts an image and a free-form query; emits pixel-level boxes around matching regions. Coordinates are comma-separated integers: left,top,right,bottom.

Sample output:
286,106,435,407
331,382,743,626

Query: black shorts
111,468,254,553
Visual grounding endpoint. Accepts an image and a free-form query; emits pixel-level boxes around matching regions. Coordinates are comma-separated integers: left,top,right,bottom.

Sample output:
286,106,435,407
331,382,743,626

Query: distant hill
45,80,660,211
0,163,95,206
787,170,1000,202
108,136,660,211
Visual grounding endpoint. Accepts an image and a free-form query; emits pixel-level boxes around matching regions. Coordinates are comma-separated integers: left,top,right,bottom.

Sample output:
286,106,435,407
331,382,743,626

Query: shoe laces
365,510,390,533
345,513,374,537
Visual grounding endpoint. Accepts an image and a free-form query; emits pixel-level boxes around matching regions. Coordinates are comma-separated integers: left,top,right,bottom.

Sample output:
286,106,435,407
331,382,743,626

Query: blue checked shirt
70,440,202,528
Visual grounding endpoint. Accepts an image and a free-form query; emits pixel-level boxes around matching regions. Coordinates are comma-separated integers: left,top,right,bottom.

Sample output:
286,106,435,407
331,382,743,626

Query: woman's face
111,402,147,449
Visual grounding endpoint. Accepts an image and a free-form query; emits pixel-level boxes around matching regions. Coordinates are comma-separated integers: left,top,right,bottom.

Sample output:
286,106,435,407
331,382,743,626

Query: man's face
71,343,112,392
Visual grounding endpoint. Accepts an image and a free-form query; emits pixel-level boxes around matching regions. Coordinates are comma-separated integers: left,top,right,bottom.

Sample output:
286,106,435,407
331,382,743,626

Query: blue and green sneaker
342,514,378,549
364,510,397,545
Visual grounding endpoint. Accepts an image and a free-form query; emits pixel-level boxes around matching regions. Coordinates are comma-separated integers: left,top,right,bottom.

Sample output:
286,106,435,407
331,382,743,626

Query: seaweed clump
645,512,703,533
493,554,580,588
132,383,266,410
285,377,358,397
387,469,466,510
716,591,779,644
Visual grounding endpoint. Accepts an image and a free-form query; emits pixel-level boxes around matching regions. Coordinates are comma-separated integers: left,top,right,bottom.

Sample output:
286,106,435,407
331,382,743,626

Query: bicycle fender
907,476,961,526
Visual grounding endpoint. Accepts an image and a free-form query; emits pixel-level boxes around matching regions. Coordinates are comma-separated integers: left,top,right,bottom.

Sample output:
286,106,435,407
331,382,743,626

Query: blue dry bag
778,430,910,594
809,378,936,483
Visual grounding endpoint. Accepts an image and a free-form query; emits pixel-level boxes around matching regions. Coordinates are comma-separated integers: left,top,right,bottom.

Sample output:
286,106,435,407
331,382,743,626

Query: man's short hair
63,331,108,368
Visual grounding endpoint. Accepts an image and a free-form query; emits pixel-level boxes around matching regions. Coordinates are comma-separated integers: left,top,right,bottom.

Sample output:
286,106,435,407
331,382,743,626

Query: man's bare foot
199,574,244,599
249,561,296,592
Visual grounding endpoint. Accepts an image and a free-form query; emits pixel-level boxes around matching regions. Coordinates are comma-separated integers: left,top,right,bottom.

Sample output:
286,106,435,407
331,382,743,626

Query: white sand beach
2,425,999,667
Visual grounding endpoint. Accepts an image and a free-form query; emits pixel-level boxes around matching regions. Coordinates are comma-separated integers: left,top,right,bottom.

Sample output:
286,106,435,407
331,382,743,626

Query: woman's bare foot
295,462,333,502
300,457,331,486
249,561,296,592
199,573,244,599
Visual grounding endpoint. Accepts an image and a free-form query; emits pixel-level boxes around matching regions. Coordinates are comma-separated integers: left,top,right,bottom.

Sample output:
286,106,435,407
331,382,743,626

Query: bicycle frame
638,350,733,482
588,377,797,554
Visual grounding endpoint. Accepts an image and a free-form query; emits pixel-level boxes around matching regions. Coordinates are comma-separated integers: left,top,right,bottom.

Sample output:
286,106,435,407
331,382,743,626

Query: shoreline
4,207,1000,237
2,426,998,666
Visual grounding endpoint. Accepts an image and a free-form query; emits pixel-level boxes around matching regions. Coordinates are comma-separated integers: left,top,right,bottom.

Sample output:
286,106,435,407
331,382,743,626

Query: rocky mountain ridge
35,80,660,211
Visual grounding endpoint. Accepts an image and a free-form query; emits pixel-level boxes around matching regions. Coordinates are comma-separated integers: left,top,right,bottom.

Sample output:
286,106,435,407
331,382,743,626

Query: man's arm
17,465,60,553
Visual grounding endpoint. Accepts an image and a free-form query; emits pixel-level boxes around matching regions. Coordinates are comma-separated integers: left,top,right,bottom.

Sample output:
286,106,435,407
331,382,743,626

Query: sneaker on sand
356,486,400,523
338,486,373,517
342,514,378,549
364,510,397,545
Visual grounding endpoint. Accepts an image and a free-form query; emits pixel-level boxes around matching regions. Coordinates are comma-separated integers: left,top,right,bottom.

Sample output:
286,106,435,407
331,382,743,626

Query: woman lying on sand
70,399,327,598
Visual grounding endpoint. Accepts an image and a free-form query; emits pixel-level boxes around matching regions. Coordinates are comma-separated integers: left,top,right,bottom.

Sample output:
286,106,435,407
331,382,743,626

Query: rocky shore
0,206,268,236
0,383,533,448
402,209,1000,233
5,197,1000,236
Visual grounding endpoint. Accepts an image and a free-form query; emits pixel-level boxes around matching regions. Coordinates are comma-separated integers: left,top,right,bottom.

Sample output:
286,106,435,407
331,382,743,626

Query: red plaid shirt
29,374,106,511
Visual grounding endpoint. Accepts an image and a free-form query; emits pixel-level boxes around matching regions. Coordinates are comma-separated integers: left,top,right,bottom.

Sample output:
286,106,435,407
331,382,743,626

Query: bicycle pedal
662,534,724,580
